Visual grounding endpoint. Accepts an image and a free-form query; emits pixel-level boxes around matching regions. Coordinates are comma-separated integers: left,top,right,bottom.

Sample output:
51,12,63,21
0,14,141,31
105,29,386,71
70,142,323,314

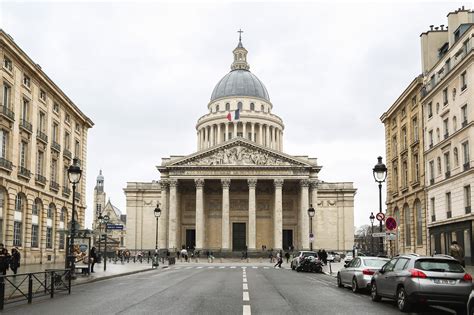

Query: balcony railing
466,206,472,214
0,105,14,122
50,181,60,191
63,149,72,159
36,130,48,143
20,119,32,133
444,133,449,140
51,141,61,152
62,186,71,197
431,215,436,222
18,166,31,179
74,192,81,200
445,170,451,179
447,211,452,219
35,174,46,185
430,178,435,185
462,120,468,128
0,157,13,171
461,84,467,91
464,162,470,171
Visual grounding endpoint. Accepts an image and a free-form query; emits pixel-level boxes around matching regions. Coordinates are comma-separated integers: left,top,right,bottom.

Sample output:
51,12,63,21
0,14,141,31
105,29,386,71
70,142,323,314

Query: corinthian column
221,178,231,250
299,179,310,249
274,179,284,250
159,179,169,249
195,178,205,250
217,124,221,144
225,123,229,141
168,179,179,250
248,178,257,250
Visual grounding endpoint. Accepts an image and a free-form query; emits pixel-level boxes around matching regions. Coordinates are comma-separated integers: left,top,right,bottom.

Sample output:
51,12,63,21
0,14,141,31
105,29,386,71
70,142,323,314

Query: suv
371,254,472,313
290,251,318,270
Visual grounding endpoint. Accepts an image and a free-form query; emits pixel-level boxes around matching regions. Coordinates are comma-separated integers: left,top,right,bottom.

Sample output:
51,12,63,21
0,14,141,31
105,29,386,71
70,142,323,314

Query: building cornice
380,76,423,123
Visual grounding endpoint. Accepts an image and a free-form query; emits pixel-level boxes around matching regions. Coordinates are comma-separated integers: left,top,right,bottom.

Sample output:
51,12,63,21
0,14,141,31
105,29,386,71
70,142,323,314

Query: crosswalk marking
230,266,236,269
219,266,225,269
252,266,258,269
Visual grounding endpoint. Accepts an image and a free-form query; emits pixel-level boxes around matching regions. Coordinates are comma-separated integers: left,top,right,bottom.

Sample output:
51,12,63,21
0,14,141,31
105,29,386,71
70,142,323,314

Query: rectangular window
402,127,407,150
446,192,452,217
461,71,467,90
52,123,58,142
22,74,30,88
2,83,11,108
443,88,448,105
412,117,418,142
51,159,57,182
412,95,416,107
444,151,450,173
46,227,52,249
429,130,433,147
63,167,68,187
237,132,243,137
393,166,398,190
443,119,449,138
428,102,433,118
431,197,435,217
64,132,70,150
75,123,81,133
3,56,12,71
59,233,65,250
464,185,471,209
31,224,39,248
429,161,434,181
37,150,44,176
0,129,7,159
53,102,59,113
402,161,408,187
65,114,70,124
461,105,468,125
38,111,46,133
13,221,22,246
392,136,397,156
75,140,80,157
22,98,29,121
413,154,419,182
39,89,46,101
462,141,470,165
19,141,27,168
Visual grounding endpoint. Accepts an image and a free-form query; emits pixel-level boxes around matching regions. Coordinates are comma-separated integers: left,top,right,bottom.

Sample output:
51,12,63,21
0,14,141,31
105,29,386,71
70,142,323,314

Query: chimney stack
440,25,444,30
430,25,434,31
435,27,439,31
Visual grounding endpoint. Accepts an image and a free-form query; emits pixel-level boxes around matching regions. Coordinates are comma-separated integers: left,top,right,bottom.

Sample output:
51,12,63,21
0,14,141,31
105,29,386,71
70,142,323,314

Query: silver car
371,254,472,313
290,251,318,270
337,257,389,292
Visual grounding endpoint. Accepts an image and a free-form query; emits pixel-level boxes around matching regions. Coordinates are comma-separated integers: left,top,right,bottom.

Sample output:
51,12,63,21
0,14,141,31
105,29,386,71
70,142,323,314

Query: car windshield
363,259,388,268
302,252,317,257
414,259,465,273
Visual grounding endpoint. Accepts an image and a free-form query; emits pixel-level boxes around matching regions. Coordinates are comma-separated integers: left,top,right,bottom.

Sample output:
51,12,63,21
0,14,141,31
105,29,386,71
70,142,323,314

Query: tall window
444,151,450,174
47,204,53,219
13,222,22,246
250,103,255,111
402,127,407,150
443,119,449,138
453,116,457,131
31,224,39,248
59,233,65,250
261,105,264,112
392,136,398,156
225,103,230,111
39,89,46,101
427,102,433,118
412,117,418,142
402,161,408,188
215,105,219,112
63,167,68,187
22,74,31,88
38,111,46,133
37,150,44,176
415,200,423,245
64,132,70,150
446,192,452,217
465,185,471,212
3,56,12,71
454,147,459,167
462,141,470,166
15,194,22,212
462,105,468,125
51,158,57,182
22,98,29,121
52,123,59,143
431,197,436,218
393,165,398,189
19,141,27,168
75,140,80,158
0,129,7,159
237,102,243,111
2,83,11,108
46,227,52,249
429,161,435,182
404,205,411,246
413,154,419,182
428,130,433,147
461,71,467,90
443,88,448,105
437,157,442,174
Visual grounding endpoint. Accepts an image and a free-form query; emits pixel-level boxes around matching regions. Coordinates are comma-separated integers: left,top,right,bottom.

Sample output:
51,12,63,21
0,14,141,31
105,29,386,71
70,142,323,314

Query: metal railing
20,119,32,133
0,105,14,121
51,141,61,152
36,130,48,143
18,167,31,179
74,192,81,200
62,186,71,197
63,149,72,159
0,269,71,310
50,181,60,191
35,174,47,185
0,157,13,171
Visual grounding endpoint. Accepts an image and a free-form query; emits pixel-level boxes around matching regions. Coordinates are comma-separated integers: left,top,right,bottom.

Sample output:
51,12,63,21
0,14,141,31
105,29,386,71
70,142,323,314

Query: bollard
0,276,5,310
133,256,136,263
28,274,33,304
50,272,55,298
329,261,332,274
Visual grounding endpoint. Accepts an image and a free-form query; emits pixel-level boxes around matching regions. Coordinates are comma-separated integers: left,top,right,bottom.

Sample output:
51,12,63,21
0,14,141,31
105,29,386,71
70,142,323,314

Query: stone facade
0,30,93,264
124,37,356,253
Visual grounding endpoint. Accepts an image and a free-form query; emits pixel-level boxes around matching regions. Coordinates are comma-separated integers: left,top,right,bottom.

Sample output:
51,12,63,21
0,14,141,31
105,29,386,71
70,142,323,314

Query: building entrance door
186,229,195,249
232,223,246,251
283,230,293,250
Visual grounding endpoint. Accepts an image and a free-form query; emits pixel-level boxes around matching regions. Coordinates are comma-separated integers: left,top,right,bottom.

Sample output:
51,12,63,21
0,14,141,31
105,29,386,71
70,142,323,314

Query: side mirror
379,268,385,274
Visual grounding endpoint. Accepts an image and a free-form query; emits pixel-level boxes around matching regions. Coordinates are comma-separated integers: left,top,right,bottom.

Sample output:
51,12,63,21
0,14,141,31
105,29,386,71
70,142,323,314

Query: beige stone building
0,30,93,264
381,76,427,256
125,37,356,254
420,8,473,265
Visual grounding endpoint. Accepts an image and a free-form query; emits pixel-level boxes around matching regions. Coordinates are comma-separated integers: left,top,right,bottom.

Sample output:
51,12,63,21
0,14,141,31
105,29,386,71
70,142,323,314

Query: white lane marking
243,305,251,315
243,291,250,301
241,267,247,269
196,266,203,269
185,266,192,269
243,278,247,283
263,267,269,269
243,283,248,290
175,267,181,269
230,266,236,269
219,266,226,269
208,266,215,269
252,266,258,269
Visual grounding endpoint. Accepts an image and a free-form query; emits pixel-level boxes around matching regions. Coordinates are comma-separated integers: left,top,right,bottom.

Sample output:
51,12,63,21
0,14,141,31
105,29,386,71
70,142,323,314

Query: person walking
285,251,290,263
274,252,281,268
0,244,9,275
449,241,465,267
90,247,97,273
180,248,188,262
10,247,20,275
321,249,328,265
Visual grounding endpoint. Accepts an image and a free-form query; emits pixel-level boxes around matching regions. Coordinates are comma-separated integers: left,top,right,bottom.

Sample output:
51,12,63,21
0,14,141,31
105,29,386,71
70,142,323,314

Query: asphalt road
4,264,458,315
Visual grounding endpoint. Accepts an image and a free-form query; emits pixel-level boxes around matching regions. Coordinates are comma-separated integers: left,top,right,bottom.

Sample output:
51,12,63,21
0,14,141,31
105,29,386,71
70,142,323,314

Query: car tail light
463,273,472,281
409,269,427,279
362,269,374,276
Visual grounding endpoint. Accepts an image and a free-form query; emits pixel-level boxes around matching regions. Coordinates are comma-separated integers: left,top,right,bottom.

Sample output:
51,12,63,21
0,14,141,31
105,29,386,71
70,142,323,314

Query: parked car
290,251,318,270
468,290,474,315
337,256,389,292
327,251,341,262
343,252,354,264
370,254,472,313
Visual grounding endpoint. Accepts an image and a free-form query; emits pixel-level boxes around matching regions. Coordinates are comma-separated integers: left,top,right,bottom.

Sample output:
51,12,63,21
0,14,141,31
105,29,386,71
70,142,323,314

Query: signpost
372,232,396,239
385,216,397,231
106,224,124,230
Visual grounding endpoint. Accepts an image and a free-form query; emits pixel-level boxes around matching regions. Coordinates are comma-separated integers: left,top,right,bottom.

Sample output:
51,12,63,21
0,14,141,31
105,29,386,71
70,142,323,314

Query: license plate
433,279,456,285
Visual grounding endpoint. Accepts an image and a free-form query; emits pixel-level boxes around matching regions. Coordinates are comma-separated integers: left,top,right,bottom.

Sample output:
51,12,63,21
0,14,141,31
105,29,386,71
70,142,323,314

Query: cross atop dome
231,29,250,71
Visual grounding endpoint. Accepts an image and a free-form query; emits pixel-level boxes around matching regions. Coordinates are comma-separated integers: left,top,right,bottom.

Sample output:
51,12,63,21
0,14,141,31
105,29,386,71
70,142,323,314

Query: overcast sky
1,1,468,230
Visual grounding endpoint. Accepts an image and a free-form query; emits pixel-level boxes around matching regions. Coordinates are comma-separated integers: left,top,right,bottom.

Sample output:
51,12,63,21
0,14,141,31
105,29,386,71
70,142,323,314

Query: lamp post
373,156,387,256
67,158,82,278
369,212,375,255
154,204,161,254
307,204,315,251
100,214,109,271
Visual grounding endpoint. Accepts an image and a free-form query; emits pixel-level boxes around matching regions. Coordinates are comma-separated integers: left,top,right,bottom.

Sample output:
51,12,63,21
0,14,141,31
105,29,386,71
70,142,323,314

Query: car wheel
396,287,411,312
371,281,381,302
337,273,343,288
351,277,359,293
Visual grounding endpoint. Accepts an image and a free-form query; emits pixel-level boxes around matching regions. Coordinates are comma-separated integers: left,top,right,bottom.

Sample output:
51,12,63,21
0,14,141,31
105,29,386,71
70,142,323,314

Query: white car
327,252,341,262
344,253,354,264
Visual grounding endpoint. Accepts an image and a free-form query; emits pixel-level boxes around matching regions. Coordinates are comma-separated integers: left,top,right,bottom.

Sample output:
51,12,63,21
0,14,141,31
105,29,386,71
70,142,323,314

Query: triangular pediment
164,138,315,168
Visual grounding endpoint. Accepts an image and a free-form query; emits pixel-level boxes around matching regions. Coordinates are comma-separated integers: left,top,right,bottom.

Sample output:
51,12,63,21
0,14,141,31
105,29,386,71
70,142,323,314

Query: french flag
226,108,240,121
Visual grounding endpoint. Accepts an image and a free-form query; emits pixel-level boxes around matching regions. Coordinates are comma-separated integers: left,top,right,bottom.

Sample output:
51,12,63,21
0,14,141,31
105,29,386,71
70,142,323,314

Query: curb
73,267,157,286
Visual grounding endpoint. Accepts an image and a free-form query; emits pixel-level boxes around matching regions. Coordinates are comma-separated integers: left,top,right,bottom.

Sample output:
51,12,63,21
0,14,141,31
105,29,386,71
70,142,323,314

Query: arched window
13,194,24,246
237,102,243,111
216,105,219,112
250,103,255,111
46,204,55,249
404,204,411,247
47,204,54,219
453,116,457,132
225,103,230,111
261,105,264,112
59,207,67,249
238,53,243,60
454,147,459,166
415,200,423,246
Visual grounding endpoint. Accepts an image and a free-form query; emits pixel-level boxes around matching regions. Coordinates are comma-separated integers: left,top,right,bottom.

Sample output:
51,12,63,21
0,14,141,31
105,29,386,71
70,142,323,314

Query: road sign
376,213,385,222
372,232,387,237
372,232,396,239
385,216,397,230
309,233,314,241
106,224,124,230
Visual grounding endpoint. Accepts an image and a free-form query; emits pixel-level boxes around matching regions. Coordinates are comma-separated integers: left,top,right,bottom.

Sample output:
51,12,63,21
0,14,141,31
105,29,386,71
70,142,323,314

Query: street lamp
154,204,161,253
369,212,375,255
67,158,82,278
100,214,110,271
373,156,387,256
307,204,315,251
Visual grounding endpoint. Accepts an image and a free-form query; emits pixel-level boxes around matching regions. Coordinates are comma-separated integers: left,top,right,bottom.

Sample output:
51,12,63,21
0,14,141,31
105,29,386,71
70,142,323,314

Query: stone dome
210,69,270,102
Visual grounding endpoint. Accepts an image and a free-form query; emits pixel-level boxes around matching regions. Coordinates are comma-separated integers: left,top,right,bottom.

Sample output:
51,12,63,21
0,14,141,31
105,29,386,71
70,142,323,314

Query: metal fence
0,269,71,310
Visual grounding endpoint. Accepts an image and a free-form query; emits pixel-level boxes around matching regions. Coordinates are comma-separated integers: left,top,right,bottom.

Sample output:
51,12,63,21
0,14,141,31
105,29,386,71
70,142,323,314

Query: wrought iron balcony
62,186,71,197
35,174,46,185
51,141,61,152
466,206,471,214
36,130,48,143
444,133,449,140
50,181,60,191
430,178,435,185
0,105,14,122
74,192,81,200
20,119,32,133
464,162,470,171
447,211,452,219
0,157,13,171
462,120,468,128
18,166,31,179
431,215,436,222
445,171,451,179
63,149,72,159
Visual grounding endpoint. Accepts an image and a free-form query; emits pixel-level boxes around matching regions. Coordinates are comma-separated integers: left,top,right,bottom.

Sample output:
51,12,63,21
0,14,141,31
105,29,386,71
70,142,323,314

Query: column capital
247,178,257,188
194,178,205,188
274,178,284,188
309,179,319,188
299,179,310,187
169,178,179,188
158,179,169,189
221,178,231,188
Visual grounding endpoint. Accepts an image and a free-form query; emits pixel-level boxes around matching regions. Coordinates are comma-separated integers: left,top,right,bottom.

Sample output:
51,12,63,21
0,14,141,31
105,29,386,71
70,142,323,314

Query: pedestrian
449,241,465,267
269,250,274,263
285,251,290,263
274,252,283,268
180,248,188,262
209,251,214,263
321,249,328,265
317,249,322,260
10,247,20,275
0,244,9,275
90,246,97,273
